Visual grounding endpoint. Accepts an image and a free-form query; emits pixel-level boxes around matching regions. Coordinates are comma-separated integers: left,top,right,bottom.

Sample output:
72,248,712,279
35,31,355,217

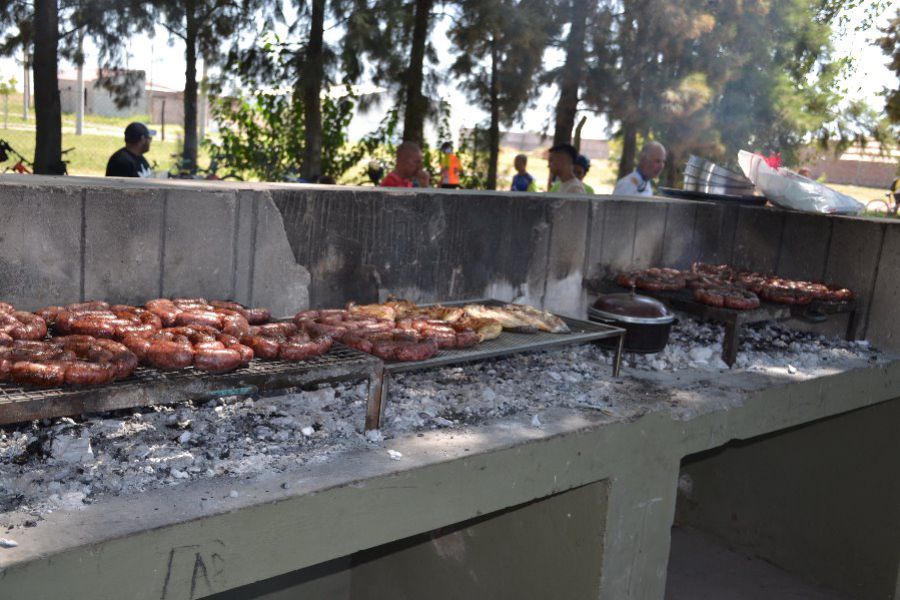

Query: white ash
383,345,664,434
623,318,880,375
378,318,881,433
0,381,373,517
0,316,884,525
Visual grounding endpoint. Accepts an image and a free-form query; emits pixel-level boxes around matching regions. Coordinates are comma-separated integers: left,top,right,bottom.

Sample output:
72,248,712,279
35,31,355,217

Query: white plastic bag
738,150,864,215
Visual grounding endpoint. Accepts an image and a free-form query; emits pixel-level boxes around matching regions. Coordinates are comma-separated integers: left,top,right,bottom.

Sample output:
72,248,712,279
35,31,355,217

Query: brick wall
810,158,898,189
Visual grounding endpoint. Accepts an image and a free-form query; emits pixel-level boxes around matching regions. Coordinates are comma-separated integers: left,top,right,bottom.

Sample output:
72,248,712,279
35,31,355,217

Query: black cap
124,122,156,142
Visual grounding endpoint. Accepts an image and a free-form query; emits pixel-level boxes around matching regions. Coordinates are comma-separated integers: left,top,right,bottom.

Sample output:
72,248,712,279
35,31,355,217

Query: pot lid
591,290,671,319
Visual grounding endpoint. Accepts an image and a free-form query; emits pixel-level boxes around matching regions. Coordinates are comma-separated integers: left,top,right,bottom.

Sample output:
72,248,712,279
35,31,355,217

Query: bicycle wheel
867,199,890,213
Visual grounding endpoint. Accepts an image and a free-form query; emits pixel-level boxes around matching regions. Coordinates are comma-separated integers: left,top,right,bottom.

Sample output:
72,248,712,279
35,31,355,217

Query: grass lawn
1,124,204,177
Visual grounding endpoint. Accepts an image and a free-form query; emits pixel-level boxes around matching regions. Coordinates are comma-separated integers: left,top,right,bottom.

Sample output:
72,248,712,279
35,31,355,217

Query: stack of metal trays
682,155,756,196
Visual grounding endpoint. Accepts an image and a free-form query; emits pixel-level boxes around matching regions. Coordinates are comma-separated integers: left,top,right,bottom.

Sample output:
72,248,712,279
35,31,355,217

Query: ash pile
0,383,371,516
0,317,885,524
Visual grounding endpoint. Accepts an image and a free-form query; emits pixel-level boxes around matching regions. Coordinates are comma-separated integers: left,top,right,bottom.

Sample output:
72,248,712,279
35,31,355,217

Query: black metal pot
588,291,674,354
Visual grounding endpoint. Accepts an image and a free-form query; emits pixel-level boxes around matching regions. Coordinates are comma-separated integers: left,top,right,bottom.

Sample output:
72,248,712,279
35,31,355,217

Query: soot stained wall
0,176,896,351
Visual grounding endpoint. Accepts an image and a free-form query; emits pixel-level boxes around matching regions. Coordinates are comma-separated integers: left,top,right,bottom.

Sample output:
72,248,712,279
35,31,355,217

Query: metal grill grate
364,301,626,430
383,312,625,374
0,344,381,426
590,279,858,367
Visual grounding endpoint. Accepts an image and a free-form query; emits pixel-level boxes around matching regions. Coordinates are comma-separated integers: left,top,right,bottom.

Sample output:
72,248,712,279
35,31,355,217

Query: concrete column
597,457,682,600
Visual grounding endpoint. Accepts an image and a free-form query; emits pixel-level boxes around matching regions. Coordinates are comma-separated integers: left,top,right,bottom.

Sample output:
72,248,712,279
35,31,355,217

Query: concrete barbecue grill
0,176,899,600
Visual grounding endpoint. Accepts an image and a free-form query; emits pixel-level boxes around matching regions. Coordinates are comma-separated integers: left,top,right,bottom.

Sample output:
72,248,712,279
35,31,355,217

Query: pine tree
343,0,440,146
449,0,557,189
877,8,900,130
0,0,154,174
153,0,279,173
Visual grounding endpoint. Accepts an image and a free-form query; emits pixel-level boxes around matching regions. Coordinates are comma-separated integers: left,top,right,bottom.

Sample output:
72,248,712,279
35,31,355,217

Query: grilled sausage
193,347,242,373
241,335,281,360
11,361,67,387
64,362,117,386
146,340,194,370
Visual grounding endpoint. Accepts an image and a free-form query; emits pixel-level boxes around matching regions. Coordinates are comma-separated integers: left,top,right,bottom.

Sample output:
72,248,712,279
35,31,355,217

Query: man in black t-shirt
105,122,155,178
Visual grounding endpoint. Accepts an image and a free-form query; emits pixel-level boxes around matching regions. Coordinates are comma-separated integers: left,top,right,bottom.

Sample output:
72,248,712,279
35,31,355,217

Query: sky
0,4,895,144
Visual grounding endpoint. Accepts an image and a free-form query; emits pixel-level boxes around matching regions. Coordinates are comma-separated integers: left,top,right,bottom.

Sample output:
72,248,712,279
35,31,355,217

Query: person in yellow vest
439,141,461,189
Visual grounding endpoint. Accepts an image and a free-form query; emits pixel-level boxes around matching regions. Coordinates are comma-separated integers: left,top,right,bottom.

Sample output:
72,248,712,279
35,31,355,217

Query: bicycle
167,153,243,181
0,139,32,174
866,191,899,216
0,139,72,175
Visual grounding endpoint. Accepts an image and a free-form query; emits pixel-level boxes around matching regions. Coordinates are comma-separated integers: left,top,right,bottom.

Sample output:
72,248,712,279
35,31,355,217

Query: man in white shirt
613,141,666,197
547,143,586,195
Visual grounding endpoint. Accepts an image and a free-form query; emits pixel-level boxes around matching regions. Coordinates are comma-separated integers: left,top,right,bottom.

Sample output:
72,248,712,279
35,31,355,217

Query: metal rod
612,332,625,377
722,323,740,367
365,368,387,431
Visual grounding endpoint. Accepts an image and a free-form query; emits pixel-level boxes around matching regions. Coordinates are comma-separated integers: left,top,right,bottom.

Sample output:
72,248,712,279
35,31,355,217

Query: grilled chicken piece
410,305,465,323
454,316,503,341
462,304,538,333
347,302,396,321
501,304,570,333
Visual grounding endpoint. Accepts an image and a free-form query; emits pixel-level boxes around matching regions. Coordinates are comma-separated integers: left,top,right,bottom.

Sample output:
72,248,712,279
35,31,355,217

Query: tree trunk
182,0,199,173
23,48,30,120
402,0,432,145
486,35,500,191
301,0,325,180
33,0,63,174
618,121,637,180
552,0,588,145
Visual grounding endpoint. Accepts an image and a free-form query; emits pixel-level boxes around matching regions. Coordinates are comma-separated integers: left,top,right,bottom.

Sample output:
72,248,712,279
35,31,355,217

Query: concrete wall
676,399,900,600
1,175,899,350
810,156,897,189
59,77,149,118
212,482,609,600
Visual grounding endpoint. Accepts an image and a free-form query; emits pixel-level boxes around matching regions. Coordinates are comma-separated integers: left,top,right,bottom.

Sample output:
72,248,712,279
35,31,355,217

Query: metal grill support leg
722,323,740,367
365,369,390,431
612,333,625,377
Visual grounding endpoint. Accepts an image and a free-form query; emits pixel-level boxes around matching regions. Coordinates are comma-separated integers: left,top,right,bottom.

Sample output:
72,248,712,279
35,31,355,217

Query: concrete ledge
1,358,898,599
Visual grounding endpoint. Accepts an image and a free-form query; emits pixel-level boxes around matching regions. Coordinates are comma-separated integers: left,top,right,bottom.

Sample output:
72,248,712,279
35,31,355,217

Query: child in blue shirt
510,154,538,192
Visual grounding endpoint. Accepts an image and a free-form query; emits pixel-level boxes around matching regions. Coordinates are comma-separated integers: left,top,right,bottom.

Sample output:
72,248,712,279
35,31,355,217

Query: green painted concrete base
677,400,900,600
3,362,900,600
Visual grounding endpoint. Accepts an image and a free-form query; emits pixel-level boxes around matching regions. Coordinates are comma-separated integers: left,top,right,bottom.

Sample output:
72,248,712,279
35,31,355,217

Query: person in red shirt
380,141,431,188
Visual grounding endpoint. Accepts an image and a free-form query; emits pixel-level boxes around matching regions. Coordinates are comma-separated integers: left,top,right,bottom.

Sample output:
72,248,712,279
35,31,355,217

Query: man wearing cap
105,122,155,178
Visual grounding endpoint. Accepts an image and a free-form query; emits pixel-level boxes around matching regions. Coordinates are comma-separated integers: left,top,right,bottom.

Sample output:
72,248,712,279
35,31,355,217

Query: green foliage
342,0,441,141
584,0,871,177
457,124,490,190
877,8,900,132
0,76,15,95
206,86,362,182
816,100,896,157
449,0,555,124
339,106,402,185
